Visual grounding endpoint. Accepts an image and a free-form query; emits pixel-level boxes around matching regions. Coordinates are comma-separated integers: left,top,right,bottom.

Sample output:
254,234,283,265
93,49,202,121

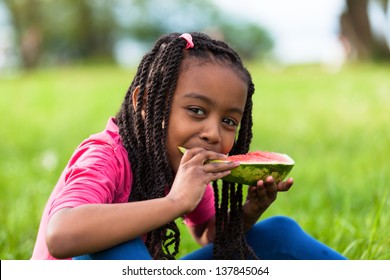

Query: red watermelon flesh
227,151,293,164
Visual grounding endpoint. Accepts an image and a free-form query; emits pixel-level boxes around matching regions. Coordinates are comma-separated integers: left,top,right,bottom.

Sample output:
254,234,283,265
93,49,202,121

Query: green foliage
220,22,273,60
0,63,389,259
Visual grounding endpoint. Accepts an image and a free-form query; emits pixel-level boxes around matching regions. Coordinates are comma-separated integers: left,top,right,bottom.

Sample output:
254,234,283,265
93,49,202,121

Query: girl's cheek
225,137,236,154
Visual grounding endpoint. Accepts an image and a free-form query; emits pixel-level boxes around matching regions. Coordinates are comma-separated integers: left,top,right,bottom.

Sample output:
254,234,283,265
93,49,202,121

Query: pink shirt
31,117,215,260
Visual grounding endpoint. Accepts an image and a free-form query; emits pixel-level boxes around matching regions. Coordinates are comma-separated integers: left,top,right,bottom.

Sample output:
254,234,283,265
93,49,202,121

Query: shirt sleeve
48,141,125,218
183,184,215,226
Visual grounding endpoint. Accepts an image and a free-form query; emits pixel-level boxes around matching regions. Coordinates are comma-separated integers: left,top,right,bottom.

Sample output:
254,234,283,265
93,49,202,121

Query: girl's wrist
242,204,263,231
164,194,191,217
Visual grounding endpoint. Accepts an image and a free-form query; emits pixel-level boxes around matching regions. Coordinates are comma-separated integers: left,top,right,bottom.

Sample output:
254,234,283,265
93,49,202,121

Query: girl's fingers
203,160,240,173
182,148,228,165
246,176,293,211
183,148,239,173
179,148,240,183
252,176,278,202
276,177,294,192
264,176,277,193
253,176,276,196
207,170,232,182
256,184,269,201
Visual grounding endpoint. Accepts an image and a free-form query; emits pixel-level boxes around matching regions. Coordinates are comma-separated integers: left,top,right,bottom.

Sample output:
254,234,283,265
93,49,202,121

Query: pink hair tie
179,33,194,49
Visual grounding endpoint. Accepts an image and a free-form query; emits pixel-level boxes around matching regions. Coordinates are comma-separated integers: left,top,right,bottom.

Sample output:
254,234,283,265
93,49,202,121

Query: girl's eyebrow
183,92,244,115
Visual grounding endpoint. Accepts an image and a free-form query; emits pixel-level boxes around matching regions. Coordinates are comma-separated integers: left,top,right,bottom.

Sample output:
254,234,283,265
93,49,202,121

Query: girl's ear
131,86,140,111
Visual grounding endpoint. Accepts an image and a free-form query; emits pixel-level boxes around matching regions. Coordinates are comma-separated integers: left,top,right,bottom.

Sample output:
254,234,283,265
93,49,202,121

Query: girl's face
166,60,248,173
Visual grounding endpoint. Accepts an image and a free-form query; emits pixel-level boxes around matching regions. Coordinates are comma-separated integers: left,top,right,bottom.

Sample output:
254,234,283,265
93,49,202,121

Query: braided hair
116,32,255,259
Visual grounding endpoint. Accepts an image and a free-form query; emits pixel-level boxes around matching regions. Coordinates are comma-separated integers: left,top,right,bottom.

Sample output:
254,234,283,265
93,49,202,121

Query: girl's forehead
180,56,225,70
179,57,210,72
179,57,247,84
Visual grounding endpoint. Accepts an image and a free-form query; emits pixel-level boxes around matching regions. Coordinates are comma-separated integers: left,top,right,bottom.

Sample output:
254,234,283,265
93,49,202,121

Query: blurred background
0,0,389,71
1,0,389,260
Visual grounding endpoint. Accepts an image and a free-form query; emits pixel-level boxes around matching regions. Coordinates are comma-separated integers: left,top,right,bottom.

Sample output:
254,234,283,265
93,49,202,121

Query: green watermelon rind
221,163,294,186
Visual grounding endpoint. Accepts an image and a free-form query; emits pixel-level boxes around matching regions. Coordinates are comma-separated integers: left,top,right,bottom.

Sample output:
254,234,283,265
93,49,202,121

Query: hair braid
145,40,185,259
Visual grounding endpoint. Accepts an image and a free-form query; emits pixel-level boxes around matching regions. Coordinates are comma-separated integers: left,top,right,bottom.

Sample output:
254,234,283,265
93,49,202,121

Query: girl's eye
188,107,205,116
223,118,238,127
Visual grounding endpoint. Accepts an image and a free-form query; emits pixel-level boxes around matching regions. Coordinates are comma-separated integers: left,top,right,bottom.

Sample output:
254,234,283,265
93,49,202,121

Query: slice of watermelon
221,151,294,185
178,147,295,186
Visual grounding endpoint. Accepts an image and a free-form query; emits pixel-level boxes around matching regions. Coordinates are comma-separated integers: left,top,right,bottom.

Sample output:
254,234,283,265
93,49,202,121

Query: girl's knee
265,216,300,230
250,216,301,237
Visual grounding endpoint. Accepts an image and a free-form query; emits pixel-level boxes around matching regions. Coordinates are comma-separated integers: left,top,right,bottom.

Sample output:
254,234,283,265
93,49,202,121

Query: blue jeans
73,216,347,260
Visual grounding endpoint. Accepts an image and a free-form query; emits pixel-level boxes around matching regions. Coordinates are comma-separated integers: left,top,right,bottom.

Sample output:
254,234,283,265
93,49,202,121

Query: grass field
1,62,389,259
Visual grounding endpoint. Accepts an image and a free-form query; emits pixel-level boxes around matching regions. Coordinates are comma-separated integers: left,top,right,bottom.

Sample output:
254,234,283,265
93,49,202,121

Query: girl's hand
167,147,239,214
242,176,293,230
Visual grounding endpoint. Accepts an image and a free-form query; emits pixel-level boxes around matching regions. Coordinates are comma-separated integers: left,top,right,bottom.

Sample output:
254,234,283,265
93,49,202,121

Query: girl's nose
200,121,221,144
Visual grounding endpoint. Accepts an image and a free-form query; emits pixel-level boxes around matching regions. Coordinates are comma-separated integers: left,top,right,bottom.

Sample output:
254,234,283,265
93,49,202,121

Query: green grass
1,63,389,259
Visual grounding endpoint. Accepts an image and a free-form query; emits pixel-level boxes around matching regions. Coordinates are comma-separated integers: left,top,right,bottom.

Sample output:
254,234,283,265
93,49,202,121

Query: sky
213,0,347,65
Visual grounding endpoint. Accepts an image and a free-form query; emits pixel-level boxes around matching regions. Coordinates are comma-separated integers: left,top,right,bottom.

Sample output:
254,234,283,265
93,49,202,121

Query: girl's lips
178,146,212,153
178,146,225,155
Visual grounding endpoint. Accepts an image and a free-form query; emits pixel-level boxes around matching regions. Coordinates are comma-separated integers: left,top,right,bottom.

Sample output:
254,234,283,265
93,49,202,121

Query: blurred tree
3,0,118,68
56,0,116,59
4,0,43,69
219,21,273,60
340,0,390,61
41,0,117,61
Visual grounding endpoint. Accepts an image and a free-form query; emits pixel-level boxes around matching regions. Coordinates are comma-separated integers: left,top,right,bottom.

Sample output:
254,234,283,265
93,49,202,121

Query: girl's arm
46,196,187,259
47,148,236,259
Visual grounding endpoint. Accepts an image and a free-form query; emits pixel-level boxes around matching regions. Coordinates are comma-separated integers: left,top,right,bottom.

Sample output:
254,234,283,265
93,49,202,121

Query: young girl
31,32,346,260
